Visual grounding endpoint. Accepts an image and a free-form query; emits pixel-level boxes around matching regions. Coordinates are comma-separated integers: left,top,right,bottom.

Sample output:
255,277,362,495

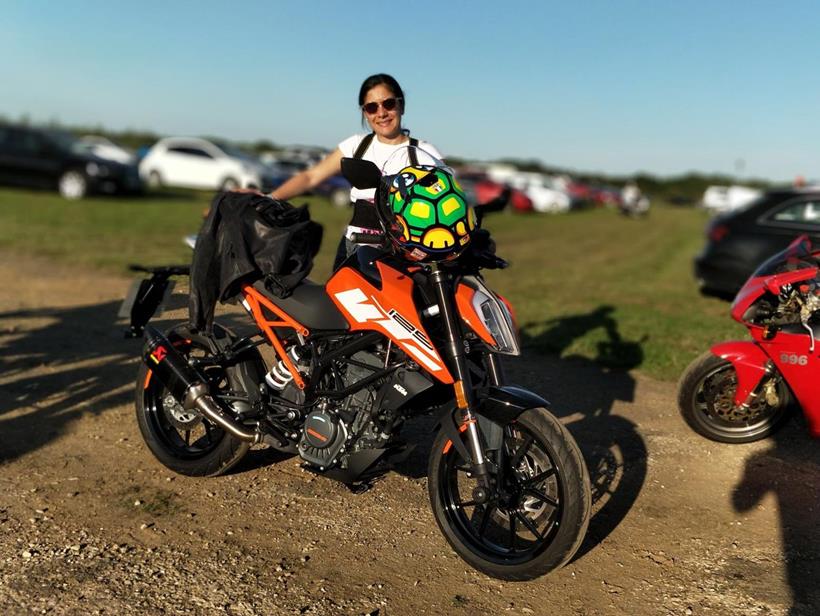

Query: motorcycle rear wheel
428,407,590,581
677,351,791,443
135,325,253,477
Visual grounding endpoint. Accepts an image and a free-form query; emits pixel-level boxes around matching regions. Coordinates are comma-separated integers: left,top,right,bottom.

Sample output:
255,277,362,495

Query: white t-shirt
338,134,444,202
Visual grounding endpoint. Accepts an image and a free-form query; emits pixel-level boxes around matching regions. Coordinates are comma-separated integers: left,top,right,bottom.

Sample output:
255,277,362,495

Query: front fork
430,266,501,499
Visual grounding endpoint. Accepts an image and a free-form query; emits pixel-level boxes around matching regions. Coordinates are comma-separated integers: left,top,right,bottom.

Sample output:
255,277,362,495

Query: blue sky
2,1,818,180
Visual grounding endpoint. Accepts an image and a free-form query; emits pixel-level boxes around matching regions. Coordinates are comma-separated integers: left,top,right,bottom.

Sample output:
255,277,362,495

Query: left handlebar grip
349,232,386,244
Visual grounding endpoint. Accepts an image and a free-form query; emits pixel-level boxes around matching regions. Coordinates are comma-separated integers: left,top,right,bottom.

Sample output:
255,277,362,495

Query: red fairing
326,261,454,385
759,331,820,437
730,276,769,323
710,341,770,407
731,269,817,323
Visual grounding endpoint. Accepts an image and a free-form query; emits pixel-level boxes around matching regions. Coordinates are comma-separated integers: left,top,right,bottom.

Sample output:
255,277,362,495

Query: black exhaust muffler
143,325,285,446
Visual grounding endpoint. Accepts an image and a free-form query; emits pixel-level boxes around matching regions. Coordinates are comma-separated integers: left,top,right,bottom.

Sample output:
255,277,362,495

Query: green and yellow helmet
382,165,477,262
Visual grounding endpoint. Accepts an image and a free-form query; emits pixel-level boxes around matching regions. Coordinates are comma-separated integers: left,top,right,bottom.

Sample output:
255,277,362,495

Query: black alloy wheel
428,408,590,580
135,325,251,477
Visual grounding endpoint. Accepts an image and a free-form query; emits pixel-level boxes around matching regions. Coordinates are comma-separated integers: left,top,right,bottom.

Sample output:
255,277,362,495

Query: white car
139,137,269,191
701,185,762,213
510,172,573,213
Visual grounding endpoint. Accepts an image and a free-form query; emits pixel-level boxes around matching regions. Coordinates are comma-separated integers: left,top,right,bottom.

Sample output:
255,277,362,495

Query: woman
269,73,443,268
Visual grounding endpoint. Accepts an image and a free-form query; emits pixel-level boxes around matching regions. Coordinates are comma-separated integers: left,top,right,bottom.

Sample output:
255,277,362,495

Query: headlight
457,276,521,355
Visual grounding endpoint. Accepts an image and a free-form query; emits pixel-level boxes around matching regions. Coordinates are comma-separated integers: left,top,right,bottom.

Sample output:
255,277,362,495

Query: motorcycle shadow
512,306,649,560
0,301,137,463
732,419,820,615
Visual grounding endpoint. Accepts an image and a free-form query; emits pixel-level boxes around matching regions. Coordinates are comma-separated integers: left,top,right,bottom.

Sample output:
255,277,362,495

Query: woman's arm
270,148,344,201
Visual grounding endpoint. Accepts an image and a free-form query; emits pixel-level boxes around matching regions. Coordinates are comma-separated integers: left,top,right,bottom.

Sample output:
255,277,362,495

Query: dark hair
358,73,405,107
358,73,407,131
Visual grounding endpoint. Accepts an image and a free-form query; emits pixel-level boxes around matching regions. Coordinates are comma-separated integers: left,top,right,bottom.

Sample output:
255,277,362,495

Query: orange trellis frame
241,284,310,390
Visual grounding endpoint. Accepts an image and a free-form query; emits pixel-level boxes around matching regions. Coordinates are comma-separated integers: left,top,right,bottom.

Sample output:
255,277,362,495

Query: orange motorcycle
129,149,590,580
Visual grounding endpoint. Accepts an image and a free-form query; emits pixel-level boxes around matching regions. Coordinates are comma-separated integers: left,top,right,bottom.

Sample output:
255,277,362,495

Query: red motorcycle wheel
677,351,792,443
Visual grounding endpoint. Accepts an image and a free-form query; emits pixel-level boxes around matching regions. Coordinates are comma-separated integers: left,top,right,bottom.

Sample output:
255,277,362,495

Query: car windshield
752,235,820,277
44,130,87,155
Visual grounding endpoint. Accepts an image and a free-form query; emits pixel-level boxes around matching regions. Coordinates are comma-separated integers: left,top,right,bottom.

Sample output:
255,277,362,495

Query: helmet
381,165,477,262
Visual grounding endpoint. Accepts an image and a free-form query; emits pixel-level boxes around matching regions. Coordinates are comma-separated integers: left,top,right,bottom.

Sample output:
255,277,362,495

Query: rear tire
330,188,350,208
677,351,791,443
58,170,88,200
428,408,590,580
135,325,253,476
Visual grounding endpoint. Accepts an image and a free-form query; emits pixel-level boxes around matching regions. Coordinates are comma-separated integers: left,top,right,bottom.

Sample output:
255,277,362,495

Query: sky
1,0,818,181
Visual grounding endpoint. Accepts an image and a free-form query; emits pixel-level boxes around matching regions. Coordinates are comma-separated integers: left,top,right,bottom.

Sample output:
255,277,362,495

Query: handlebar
348,232,386,245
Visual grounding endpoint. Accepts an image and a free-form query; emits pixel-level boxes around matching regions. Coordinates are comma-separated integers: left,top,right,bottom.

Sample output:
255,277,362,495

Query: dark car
694,187,820,298
0,124,143,199
314,174,351,208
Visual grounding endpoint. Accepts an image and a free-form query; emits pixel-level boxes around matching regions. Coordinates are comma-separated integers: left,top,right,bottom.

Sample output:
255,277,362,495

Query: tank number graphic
779,353,808,366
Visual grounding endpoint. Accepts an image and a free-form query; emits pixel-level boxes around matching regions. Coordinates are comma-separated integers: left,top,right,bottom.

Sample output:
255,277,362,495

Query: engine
297,350,390,470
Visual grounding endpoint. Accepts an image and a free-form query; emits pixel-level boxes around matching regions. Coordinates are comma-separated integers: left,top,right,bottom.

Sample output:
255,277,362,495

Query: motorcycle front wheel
135,324,254,477
677,351,791,443
428,407,591,580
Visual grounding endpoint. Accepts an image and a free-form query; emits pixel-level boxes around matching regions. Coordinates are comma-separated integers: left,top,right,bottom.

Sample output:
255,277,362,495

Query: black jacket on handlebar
189,191,323,332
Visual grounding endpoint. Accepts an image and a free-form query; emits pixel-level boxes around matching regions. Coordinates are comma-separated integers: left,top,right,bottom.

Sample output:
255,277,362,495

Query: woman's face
362,84,402,140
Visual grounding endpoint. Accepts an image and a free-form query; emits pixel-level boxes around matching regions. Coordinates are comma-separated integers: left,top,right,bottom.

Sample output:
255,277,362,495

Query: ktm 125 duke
678,235,820,442
130,149,590,580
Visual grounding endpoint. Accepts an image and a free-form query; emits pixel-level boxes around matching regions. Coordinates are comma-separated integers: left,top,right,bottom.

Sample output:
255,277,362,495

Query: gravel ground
1,253,819,615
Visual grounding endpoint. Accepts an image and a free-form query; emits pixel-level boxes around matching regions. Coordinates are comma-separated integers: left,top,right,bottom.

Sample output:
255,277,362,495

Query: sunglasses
362,97,402,115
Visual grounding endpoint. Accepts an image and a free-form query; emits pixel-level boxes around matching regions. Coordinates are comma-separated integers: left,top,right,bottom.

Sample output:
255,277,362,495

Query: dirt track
1,253,819,615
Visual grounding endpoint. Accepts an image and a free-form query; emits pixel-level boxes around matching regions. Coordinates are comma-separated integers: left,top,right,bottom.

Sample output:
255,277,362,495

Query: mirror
341,157,381,189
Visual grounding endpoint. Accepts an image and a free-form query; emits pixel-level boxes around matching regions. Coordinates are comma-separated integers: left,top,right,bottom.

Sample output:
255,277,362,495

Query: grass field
0,186,743,381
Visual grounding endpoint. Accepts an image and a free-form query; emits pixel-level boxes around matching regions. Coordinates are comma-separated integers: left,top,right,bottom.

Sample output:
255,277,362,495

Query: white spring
265,346,301,390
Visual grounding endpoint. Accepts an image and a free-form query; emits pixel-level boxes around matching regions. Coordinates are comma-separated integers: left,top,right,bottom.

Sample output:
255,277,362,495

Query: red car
459,172,533,213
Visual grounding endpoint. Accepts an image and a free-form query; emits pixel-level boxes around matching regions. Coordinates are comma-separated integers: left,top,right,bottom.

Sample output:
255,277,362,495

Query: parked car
701,184,762,213
511,173,572,213
314,174,352,208
79,135,135,164
263,155,351,207
0,124,142,199
139,137,279,192
457,171,533,212
694,187,820,298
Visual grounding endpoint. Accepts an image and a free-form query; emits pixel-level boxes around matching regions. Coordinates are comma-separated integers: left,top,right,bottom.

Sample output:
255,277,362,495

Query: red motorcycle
678,235,820,443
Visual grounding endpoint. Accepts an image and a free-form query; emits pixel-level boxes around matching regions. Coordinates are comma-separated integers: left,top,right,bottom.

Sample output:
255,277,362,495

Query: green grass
0,187,743,381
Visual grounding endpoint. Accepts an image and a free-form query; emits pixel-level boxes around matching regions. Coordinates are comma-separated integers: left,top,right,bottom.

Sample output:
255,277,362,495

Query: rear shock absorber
265,346,303,390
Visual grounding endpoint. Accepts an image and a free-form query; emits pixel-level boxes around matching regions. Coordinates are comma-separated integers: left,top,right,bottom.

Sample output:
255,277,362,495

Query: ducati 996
679,235,820,443
130,147,590,580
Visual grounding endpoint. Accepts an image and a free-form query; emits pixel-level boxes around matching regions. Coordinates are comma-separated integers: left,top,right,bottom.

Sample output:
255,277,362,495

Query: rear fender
710,341,771,407
438,385,550,462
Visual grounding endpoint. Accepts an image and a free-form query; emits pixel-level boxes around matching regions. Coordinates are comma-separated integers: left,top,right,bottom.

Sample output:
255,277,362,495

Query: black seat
252,279,349,330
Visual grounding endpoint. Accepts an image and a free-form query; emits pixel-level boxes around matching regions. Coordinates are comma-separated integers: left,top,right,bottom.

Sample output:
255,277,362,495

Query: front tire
428,408,591,580
147,170,163,189
220,177,239,191
135,325,253,476
677,351,791,443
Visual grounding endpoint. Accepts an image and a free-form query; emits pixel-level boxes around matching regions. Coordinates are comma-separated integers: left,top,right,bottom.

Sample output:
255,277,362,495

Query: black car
0,124,142,199
695,187,820,298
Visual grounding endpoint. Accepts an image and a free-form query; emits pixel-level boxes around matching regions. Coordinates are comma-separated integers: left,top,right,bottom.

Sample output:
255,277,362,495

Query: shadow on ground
511,305,649,560
0,301,139,463
732,418,820,615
